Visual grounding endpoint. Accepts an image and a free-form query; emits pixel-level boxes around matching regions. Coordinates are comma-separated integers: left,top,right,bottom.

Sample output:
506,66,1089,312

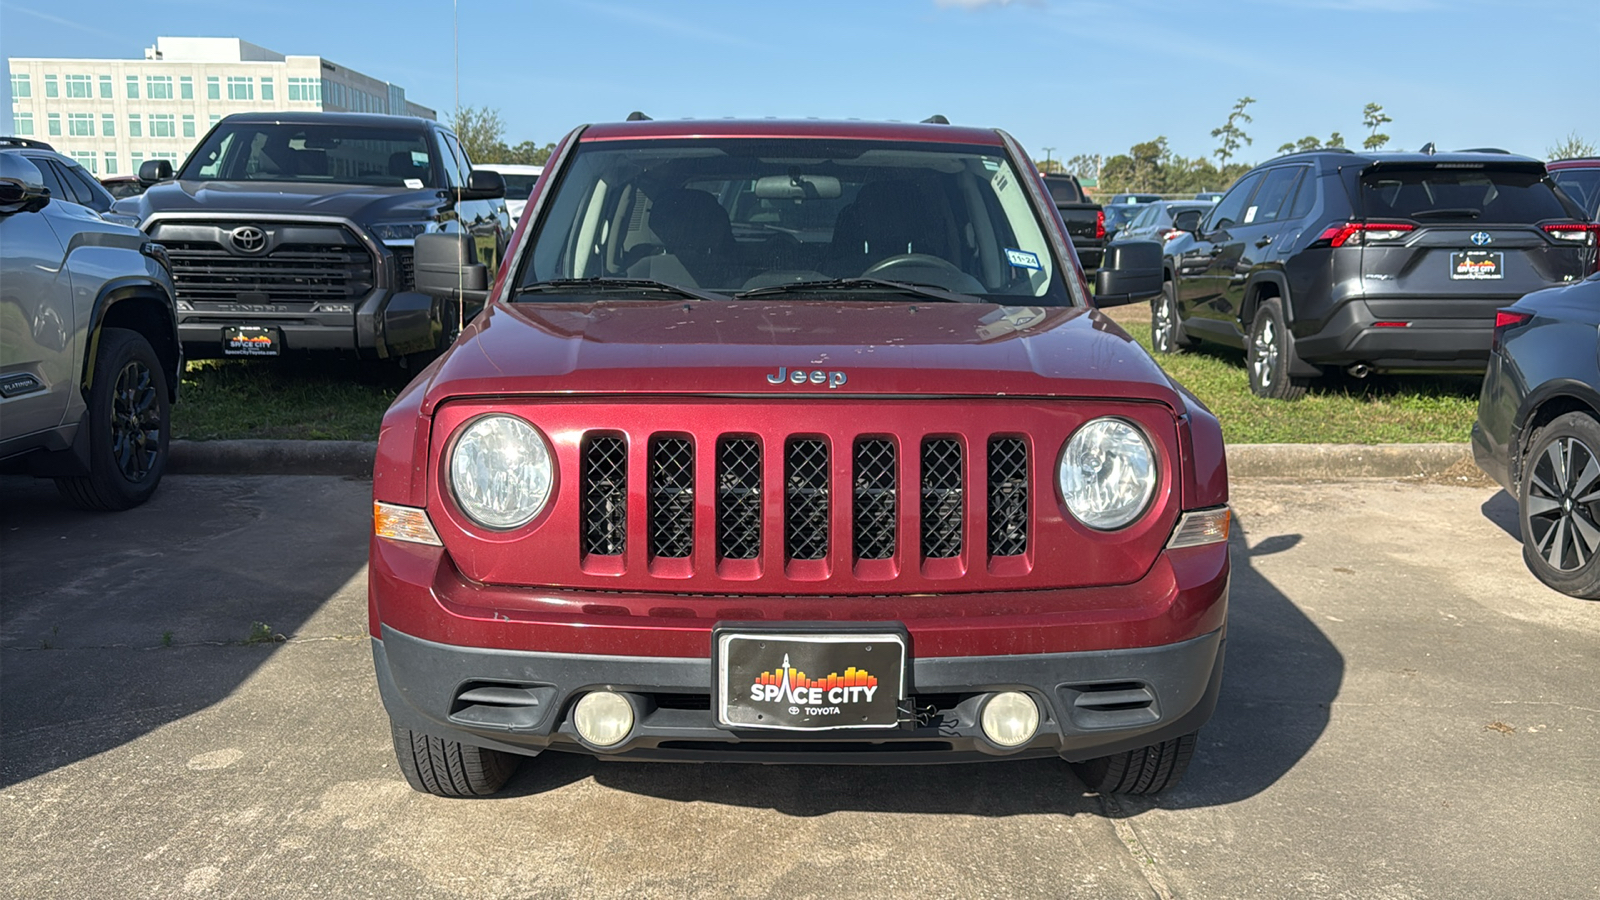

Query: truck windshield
179,122,440,187
521,137,1075,304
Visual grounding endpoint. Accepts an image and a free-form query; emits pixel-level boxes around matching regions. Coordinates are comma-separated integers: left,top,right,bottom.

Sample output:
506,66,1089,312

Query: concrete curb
168,439,1476,480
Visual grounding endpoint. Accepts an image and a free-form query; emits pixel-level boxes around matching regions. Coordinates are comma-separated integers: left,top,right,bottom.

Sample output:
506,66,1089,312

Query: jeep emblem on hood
766,367,847,389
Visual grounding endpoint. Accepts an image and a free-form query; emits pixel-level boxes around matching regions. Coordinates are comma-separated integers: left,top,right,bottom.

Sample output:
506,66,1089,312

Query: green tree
451,106,508,163
1066,153,1102,181
504,141,557,166
1275,133,1347,155
1211,97,1256,166
1362,103,1392,151
1546,131,1597,160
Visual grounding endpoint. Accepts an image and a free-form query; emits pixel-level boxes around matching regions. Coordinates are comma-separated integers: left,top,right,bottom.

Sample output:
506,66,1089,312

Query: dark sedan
1108,200,1216,245
1473,271,1600,599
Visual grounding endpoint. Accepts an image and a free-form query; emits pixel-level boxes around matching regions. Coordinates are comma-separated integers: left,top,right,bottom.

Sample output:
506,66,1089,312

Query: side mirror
1093,240,1164,307
459,169,505,201
0,154,51,216
138,159,174,184
413,232,490,304
1171,209,1204,233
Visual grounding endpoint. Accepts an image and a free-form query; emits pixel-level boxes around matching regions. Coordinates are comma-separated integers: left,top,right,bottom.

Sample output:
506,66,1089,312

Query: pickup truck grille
578,432,1028,566
162,240,375,305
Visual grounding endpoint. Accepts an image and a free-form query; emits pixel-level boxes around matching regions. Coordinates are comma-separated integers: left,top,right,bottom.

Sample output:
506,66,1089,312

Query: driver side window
1203,171,1263,232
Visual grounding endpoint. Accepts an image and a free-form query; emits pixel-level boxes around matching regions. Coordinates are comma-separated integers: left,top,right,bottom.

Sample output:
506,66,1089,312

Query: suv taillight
1492,308,1534,352
1314,222,1416,248
1094,209,1106,241
1541,223,1598,244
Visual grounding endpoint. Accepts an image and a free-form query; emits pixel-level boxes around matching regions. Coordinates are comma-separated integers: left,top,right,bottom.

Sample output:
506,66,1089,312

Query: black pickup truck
1042,173,1105,275
117,112,509,366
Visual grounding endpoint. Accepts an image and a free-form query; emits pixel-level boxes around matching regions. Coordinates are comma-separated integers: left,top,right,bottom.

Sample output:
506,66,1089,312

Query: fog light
981,691,1040,748
573,691,635,747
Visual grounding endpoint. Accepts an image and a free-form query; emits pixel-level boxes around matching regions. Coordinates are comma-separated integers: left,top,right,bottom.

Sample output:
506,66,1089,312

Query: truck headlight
370,221,434,243
448,415,554,529
1059,418,1156,530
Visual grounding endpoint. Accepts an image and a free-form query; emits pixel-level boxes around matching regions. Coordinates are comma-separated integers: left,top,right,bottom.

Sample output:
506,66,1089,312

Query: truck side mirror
1094,240,1164,307
138,159,174,185
459,169,505,201
413,232,490,303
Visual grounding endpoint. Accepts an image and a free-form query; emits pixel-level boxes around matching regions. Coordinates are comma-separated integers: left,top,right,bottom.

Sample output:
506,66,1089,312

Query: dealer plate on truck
716,632,905,731
1450,251,1503,280
222,325,281,356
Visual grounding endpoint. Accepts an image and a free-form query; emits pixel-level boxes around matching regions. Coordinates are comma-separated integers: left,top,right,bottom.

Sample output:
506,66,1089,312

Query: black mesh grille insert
785,439,830,561
920,438,964,559
649,437,694,559
853,439,897,560
988,437,1029,557
717,437,762,560
581,434,627,556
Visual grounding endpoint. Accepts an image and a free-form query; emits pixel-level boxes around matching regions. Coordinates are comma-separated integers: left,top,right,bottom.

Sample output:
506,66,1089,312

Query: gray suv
0,150,180,510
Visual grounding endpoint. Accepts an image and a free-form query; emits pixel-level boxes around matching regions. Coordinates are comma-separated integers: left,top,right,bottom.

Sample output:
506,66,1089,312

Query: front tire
391,723,521,797
1071,731,1198,795
1246,298,1307,400
54,328,170,511
1150,280,1192,354
1518,412,1600,599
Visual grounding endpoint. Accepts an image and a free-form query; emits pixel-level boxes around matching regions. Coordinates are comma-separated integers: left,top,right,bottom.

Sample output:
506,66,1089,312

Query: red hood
417,300,1182,411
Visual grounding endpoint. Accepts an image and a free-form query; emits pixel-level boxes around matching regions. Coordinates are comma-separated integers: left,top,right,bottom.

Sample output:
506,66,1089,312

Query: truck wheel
1071,731,1197,795
54,328,170,511
1246,298,1307,400
1518,413,1600,600
391,723,520,797
1150,281,1192,354
401,302,460,372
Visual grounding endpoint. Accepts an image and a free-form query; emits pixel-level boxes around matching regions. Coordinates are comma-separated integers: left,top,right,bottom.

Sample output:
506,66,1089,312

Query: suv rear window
1360,166,1582,224
1552,168,1600,216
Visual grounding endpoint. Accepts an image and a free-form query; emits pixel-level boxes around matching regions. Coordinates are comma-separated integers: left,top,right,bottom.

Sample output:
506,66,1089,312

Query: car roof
214,111,438,130
579,118,1004,146
1548,158,1600,170
1265,147,1544,173
474,163,543,173
0,136,57,152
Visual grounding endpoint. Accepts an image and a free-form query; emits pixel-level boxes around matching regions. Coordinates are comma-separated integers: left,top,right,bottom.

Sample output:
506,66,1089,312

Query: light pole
1041,146,1056,174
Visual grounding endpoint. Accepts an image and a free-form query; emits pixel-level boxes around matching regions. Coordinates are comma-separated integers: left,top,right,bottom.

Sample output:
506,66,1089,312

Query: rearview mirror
138,159,174,184
754,174,842,199
459,169,505,201
1093,240,1163,307
1171,209,1203,233
413,232,490,303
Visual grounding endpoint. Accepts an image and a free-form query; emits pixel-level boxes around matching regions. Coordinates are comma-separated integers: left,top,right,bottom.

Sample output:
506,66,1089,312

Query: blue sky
4,0,1596,164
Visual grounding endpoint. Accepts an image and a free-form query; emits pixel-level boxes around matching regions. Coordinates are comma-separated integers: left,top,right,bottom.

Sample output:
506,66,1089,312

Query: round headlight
448,415,554,529
1059,418,1157,530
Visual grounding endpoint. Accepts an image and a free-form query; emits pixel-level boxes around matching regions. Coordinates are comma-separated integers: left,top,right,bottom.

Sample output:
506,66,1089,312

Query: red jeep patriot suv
369,117,1230,797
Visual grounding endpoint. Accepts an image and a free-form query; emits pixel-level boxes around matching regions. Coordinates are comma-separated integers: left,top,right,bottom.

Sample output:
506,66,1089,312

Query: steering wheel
861,253,965,279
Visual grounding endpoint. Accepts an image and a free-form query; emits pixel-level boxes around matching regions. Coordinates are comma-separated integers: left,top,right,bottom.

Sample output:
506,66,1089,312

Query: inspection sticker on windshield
403,178,424,189
1005,248,1042,270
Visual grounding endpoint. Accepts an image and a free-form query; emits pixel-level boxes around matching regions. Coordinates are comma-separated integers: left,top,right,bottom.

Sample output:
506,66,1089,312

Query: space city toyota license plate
222,325,281,356
716,631,905,731
1450,251,1503,280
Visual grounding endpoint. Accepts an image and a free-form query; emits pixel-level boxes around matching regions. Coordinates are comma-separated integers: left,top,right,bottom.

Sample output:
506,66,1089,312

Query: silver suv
0,149,180,510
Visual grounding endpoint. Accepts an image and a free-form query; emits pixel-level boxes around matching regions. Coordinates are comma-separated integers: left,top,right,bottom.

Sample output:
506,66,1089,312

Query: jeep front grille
648,437,694,559
580,434,628,556
920,438,964,559
784,439,831,561
852,439,897,561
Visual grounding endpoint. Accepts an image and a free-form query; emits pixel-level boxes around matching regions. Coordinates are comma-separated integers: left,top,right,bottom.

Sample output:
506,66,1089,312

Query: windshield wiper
732,277,975,303
1408,208,1482,219
514,278,729,302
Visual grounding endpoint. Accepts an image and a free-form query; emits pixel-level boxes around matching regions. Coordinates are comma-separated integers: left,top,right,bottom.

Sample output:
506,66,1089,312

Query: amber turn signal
1166,507,1231,549
374,501,443,546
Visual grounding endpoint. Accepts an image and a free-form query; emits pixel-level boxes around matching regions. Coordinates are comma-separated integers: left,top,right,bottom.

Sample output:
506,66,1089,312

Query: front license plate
716,632,905,731
1450,251,1504,280
222,325,281,357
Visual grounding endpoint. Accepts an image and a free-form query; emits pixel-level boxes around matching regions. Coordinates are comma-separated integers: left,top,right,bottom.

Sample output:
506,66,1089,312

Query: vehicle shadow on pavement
0,475,371,789
1480,489,1520,541
493,512,1345,817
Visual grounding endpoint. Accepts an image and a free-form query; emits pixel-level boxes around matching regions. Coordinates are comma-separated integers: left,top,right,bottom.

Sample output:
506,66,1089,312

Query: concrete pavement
1,474,1595,898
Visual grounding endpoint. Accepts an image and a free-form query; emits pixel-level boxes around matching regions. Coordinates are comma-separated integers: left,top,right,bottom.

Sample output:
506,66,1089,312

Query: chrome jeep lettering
763,367,848,389
766,367,787,384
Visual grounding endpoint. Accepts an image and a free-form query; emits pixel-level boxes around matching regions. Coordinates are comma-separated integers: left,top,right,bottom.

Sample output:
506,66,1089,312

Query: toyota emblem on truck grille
230,226,267,253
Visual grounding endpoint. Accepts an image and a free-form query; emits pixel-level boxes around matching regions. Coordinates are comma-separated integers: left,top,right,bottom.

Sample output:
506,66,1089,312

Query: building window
68,112,94,137
288,77,322,102
14,112,33,135
105,152,118,176
127,75,139,99
206,76,220,100
65,74,92,98
101,113,115,137
131,151,144,170
209,114,221,126
128,115,143,138
180,76,194,100
45,74,59,98
182,114,195,138
152,151,180,162
100,74,113,98
150,114,176,138
47,113,61,136
260,77,274,101
72,150,97,174
146,75,174,100
10,73,29,98
226,76,254,101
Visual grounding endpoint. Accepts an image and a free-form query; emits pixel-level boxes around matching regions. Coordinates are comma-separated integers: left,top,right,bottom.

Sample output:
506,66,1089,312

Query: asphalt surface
1,474,1596,899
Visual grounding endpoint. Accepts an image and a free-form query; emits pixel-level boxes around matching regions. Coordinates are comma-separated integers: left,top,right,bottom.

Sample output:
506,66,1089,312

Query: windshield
1360,166,1583,224
520,137,1074,304
178,122,440,187
500,173,541,197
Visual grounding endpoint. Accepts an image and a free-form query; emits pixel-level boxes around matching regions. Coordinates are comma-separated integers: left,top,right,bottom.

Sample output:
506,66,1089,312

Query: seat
824,180,945,276
628,189,741,288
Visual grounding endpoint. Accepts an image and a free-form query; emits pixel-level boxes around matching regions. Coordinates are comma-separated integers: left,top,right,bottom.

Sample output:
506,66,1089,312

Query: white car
474,163,542,227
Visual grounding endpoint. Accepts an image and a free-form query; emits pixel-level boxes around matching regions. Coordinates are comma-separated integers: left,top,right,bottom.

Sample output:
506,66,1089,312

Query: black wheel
1518,412,1600,599
391,723,520,797
1150,280,1192,354
54,328,170,511
1071,731,1198,795
1246,298,1307,400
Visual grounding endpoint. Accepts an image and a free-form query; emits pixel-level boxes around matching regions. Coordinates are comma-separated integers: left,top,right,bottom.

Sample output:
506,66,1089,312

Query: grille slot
920,438,964,559
716,437,762,560
163,240,374,305
785,439,830,561
649,437,694,559
581,434,628,556
853,439,897,560
392,246,416,291
987,437,1029,557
